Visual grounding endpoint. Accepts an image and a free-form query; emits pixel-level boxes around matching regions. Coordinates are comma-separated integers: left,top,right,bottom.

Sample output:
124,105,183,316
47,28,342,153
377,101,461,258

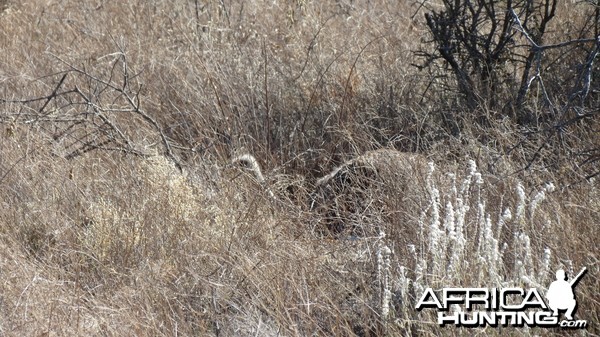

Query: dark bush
418,0,599,126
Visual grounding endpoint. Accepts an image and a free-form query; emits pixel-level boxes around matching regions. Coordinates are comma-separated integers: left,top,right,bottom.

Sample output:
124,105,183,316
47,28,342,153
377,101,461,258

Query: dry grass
1,0,598,336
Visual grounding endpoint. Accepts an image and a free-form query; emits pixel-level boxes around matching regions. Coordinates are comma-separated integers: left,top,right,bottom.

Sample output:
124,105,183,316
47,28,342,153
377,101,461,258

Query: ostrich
310,149,430,237
231,153,275,198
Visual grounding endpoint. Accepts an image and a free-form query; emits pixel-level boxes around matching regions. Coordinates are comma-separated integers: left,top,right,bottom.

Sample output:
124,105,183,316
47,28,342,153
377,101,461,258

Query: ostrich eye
238,161,251,169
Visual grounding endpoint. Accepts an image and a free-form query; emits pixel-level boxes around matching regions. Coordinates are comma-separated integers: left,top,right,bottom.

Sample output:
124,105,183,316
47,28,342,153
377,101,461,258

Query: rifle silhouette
570,267,587,287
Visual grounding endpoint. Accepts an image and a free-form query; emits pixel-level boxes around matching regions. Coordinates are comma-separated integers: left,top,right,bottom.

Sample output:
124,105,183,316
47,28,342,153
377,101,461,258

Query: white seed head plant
399,158,562,321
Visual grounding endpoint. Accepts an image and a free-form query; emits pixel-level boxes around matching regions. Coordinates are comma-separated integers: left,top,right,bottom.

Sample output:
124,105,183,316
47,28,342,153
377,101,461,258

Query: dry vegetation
0,0,598,336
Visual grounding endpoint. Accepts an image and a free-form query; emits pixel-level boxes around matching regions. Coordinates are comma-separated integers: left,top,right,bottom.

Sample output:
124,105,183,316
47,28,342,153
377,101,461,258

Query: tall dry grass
1,0,598,336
